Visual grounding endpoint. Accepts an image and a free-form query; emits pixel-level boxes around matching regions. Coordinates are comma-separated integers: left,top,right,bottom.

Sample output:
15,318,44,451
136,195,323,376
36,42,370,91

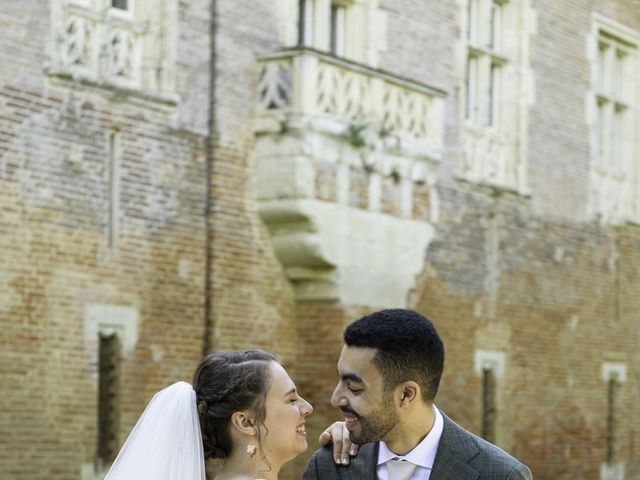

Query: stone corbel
255,122,439,307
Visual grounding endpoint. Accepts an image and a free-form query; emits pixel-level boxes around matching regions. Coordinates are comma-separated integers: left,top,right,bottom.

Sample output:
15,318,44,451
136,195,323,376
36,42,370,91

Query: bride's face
260,361,313,465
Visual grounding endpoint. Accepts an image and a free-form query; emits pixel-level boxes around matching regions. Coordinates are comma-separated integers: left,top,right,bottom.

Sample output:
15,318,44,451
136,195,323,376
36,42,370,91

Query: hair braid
192,350,276,460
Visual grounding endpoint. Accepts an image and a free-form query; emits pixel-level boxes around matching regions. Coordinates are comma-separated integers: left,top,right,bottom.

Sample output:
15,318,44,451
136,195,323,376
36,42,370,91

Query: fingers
339,425,352,465
320,422,360,465
318,430,331,447
330,424,344,464
349,442,359,457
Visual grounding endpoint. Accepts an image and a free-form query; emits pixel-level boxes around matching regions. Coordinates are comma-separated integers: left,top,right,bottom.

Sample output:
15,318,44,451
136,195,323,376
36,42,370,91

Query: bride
103,350,342,480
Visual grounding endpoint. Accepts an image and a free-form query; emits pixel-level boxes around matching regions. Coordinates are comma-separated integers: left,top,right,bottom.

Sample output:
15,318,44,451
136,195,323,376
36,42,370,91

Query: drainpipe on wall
203,0,218,356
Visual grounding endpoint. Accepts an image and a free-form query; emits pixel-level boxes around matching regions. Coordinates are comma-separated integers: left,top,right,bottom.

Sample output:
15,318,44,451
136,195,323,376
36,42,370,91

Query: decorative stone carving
257,60,292,110
460,126,521,190
50,1,176,100
107,29,136,82
254,47,445,306
256,48,444,149
316,62,370,120
60,15,95,70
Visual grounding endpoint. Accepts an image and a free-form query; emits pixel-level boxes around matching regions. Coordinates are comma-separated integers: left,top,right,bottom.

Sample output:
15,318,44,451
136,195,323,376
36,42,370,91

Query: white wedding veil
104,381,206,480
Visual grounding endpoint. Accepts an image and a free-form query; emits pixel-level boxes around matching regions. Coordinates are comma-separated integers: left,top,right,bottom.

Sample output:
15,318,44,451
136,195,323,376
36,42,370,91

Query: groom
305,309,532,480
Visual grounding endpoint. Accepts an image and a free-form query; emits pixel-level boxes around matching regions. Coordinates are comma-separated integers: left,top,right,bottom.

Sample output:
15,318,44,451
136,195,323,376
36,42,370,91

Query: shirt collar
377,405,444,470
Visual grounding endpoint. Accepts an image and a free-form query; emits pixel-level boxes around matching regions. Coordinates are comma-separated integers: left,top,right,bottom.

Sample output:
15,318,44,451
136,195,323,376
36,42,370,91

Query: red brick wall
2,1,640,480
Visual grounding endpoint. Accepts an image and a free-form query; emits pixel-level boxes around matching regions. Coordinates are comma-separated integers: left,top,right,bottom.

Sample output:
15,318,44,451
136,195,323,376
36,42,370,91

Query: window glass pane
602,43,614,96
612,105,625,172
598,42,607,93
299,0,315,45
330,5,339,54
466,55,479,122
598,100,612,168
489,63,500,127
112,0,128,10
467,0,479,43
298,0,305,45
596,99,606,167
614,49,626,101
330,4,346,56
490,2,502,50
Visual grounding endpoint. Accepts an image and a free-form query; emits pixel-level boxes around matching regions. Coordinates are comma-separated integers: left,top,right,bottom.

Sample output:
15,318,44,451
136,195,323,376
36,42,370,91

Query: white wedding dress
104,381,206,480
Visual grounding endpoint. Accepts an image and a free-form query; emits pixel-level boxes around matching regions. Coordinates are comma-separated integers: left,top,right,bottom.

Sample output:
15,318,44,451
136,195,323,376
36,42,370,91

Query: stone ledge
259,198,433,306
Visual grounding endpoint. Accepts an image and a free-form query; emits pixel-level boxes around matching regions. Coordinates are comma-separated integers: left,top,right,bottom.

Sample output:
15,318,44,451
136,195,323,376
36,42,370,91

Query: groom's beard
343,396,399,444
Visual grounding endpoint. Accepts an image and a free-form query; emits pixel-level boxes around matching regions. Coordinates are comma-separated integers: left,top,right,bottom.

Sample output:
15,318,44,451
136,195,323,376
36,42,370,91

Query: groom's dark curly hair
344,309,444,402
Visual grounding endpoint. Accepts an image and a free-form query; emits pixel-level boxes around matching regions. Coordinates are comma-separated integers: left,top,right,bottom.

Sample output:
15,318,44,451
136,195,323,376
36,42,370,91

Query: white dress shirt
376,405,444,480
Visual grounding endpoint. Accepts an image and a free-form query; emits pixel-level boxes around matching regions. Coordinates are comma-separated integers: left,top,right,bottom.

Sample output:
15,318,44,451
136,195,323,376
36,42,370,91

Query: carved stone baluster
295,53,319,115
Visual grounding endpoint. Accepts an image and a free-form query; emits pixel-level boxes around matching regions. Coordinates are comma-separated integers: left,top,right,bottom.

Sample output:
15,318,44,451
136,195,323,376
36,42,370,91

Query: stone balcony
51,2,144,89
47,1,177,107
254,47,446,306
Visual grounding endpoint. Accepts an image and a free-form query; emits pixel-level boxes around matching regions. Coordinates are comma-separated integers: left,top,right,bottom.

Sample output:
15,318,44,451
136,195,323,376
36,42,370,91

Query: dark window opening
330,4,339,54
607,376,618,463
298,0,306,45
97,333,122,469
112,0,128,10
482,367,496,443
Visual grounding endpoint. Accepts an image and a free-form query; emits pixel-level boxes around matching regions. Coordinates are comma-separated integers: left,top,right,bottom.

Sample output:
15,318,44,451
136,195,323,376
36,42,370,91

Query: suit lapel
349,442,378,480
430,413,480,480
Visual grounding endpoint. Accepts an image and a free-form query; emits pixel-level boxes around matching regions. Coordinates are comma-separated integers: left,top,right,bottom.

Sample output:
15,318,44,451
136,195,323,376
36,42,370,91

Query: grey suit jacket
303,413,532,480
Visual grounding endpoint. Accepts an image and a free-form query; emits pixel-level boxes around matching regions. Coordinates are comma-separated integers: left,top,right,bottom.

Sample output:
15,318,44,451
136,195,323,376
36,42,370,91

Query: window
474,349,505,444
600,362,626,478
606,375,618,463
107,131,121,250
588,16,639,224
464,0,507,128
111,0,128,10
295,0,384,65
457,0,532,193
97,333,121,471
330,2,346,56
481,367,497,443
596,36,632,176
298,0,315,46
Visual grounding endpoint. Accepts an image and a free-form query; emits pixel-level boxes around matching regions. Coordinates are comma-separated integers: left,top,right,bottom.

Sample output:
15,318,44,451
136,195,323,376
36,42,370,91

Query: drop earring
246,442,257,457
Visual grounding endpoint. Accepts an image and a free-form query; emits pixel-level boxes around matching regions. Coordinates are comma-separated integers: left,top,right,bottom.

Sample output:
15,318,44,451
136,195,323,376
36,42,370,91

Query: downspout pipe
203,0,218,356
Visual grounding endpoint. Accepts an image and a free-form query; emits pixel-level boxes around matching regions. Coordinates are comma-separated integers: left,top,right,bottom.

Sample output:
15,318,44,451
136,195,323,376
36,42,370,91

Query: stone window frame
455,0,534,195
600,362,626,480
49,0,178,106
297,0,387,67
474,349,506,444
587,14,640,225
82,303,138,480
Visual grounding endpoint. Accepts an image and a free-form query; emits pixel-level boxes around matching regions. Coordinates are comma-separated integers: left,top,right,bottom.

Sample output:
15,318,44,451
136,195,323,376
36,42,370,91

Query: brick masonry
1,1,640,480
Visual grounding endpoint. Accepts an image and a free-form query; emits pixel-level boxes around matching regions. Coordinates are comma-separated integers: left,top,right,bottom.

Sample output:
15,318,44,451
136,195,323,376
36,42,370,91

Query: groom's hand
318,421,359,465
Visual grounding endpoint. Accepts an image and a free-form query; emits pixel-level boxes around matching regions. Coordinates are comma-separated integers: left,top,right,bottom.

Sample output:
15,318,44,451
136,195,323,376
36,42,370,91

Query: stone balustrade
253,47,446,306
56,4,142,88
256,47,445,148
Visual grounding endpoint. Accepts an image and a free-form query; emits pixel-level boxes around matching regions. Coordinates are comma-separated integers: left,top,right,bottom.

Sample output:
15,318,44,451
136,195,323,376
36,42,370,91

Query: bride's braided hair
192,350,276,460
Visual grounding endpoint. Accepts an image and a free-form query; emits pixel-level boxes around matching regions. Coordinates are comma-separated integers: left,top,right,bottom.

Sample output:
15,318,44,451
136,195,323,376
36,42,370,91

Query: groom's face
331,345,400,444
